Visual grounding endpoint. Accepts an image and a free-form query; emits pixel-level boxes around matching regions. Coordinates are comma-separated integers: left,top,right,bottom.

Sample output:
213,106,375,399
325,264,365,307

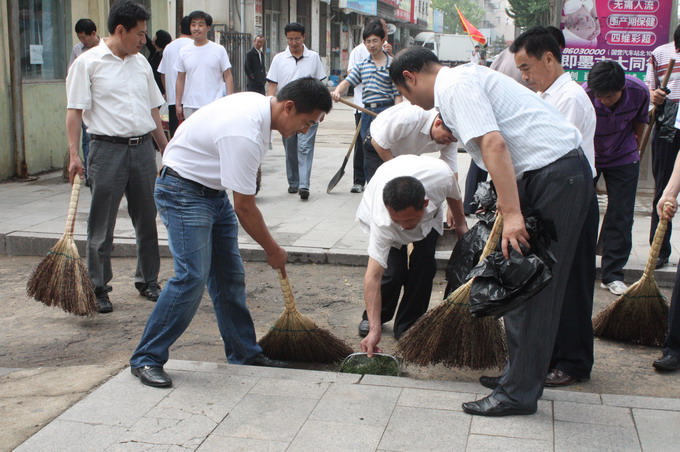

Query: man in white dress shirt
158,15,192,136
66,0,168,313
511,26,598,388
358,155,461,353
390,47,592,416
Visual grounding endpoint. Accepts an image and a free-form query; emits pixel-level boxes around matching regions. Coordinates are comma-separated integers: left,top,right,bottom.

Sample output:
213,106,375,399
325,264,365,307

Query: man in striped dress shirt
390,47,593,417
332,24,401,182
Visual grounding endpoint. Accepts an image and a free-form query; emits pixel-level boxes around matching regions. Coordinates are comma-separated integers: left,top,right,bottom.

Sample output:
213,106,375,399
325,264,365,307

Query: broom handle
644,202,672,277
277,269,298,312
65,175,82,238
479,213,504,262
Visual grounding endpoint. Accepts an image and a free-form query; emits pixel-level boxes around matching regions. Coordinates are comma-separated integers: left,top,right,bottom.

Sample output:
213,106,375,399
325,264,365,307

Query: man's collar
541,72,571,97
285,44,308,59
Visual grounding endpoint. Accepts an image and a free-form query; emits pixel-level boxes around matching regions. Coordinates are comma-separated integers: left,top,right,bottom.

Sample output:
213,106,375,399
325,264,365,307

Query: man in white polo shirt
158,15,191,136
129,77,332,388
175,10,234,121
358,155,461,350
66,0,168,314
267,22,326,200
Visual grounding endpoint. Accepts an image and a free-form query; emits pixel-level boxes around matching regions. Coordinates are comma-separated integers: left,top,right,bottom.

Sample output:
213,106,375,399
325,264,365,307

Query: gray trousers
86,138,160,294
493,150,593,410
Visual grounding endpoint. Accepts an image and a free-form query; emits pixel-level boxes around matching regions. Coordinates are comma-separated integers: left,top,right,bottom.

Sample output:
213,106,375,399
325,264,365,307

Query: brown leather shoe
545,369,588,387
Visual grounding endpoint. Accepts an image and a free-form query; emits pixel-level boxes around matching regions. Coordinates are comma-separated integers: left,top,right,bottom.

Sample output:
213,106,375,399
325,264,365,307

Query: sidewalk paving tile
602,393,680,411
287,419,385,452
469,400,553,441
632,408,680,452
14,420,127,452
396,387,475,411
554,401,634,427
466,434,553,452
115,411,218,449
309,383,401,427
377,405,471,451
361,373,484,394
197,436,289,451
248,377,331,399
542,388,603,405
554,420,641,451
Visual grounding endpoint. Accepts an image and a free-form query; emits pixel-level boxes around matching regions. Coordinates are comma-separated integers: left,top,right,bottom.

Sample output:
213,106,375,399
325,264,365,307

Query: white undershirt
176,41,232,108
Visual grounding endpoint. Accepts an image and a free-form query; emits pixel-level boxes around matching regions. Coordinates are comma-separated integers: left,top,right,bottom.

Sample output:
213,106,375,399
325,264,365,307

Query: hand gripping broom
592,203,671,346
258,269,353,362
26,175,97,316
397,213,507,369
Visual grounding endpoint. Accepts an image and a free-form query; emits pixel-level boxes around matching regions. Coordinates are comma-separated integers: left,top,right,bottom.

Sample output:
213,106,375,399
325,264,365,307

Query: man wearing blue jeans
130,78,332,388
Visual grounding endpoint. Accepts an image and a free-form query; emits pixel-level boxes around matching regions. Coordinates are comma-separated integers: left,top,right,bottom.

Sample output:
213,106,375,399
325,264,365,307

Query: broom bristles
593,275,668,346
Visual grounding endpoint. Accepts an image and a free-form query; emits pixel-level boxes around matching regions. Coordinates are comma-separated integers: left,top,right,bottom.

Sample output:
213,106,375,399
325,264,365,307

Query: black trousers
246,84,266,95
664,260,680,357
353,112,366,186
168,105,179,138
596,161,639,283
550,188,599,379
361,228,439,337
650,130,680,260
463,160,488,215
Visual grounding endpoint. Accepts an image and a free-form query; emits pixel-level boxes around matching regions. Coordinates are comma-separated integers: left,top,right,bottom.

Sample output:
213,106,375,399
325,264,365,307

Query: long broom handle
640,59,675,160
277,269,298,313
337,98,378,117
479,213,504,262
644,202,672,277
65,174,82,238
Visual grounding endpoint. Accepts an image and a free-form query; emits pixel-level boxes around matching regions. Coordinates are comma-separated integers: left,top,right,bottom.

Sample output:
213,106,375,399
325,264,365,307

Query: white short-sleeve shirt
434,64,582,178
266,45,326,91
162,92,271,194
540,72,597,177
370,101,458,173
66,38,164,137
356,155,461,268
158,36,192,105
176,41,232,108
348,43,369,107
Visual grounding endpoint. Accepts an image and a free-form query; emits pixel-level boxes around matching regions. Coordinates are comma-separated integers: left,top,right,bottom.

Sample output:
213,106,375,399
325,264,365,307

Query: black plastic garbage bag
468,215,556,318
473,181,497,212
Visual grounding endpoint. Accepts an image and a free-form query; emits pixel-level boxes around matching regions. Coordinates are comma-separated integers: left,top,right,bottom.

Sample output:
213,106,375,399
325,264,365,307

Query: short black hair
510,26,561,60
75,18,96,35
546,26,566,49
276,77,332,114
189,10,212,27
180,16,191,35
674,24,680,51
285,22,305,36
363,25,385,41
108,0,150,34
155,30,172,49
587,61,626,95
389,46,440,87
383,176,426,212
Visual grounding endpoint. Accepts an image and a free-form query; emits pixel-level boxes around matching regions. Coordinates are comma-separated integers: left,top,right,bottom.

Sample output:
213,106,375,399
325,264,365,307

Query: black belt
160,167,222,196
365,100,394,109
91,133,151,146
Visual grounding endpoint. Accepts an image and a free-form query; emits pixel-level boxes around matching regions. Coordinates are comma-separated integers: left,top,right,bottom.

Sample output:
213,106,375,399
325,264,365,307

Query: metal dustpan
339,352,401,376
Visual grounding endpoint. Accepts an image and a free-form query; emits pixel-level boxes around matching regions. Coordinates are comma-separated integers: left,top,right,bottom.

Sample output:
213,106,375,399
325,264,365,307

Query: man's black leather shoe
653,354,680,371
479,375,500,389
358,319,370,337
131,366,172,388
247,353,289,368
656,257,669,269
139,282,161,301
462,395,536,417
299,188,310,200
96,293,113,314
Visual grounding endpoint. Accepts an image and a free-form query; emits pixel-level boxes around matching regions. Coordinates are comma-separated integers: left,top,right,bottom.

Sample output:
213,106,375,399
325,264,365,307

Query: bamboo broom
258,269,353,362
592,204,671,346
27,175,97,316
397,213,507,369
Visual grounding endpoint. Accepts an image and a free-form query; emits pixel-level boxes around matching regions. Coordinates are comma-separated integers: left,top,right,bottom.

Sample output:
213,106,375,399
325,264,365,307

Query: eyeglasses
286,37,303,43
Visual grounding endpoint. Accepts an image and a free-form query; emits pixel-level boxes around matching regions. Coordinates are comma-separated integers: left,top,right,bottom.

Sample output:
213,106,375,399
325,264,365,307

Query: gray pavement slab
14,359,680,451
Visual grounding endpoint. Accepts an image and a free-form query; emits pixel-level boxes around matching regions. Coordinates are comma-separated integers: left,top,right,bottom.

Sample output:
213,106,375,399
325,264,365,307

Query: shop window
19,0,68,80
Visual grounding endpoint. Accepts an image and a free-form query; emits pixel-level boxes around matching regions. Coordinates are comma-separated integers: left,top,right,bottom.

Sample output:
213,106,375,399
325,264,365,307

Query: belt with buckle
366,101,394,109
91,133,151,146
161,167,222,196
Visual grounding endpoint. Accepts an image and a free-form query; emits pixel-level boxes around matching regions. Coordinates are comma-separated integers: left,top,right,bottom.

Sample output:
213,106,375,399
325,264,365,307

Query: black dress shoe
288,187,298,194
299,188,310,200
462,395,536,417
131,366,172,387
479,375,500,389
358,319,370,337
656,257,669,269
139,282,161,301
653,354,680,371
247,353,289,368
545,368,588,387
96,293,113,314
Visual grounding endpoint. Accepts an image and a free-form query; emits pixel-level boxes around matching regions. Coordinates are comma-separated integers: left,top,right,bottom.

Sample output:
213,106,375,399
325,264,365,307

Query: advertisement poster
561,0,673,82
339,0,377,16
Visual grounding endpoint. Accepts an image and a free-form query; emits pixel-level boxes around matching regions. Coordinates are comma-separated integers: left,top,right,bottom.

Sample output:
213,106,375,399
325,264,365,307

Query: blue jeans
130,172,263,368
283,123,318,190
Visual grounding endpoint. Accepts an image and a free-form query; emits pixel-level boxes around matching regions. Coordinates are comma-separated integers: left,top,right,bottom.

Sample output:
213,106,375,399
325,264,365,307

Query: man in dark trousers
245,34,267,95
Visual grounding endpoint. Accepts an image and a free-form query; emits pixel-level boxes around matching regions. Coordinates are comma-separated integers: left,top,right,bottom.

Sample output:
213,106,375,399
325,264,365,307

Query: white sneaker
601,280,627,296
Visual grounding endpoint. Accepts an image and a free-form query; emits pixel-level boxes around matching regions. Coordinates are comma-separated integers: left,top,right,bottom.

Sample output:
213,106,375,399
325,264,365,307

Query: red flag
456,7,487,45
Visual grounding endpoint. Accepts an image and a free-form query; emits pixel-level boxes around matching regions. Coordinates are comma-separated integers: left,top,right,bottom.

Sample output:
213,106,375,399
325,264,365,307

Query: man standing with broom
130,77,332,388
389,47,591,416
66,0,168,313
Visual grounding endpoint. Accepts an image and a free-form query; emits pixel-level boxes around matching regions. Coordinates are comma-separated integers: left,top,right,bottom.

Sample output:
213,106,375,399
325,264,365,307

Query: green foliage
432,0,485,34
506,0,551,29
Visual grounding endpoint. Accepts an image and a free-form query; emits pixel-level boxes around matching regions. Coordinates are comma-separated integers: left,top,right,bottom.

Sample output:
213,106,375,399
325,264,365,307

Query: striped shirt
645,42,680,103
434,64,582,178
345,51,398,104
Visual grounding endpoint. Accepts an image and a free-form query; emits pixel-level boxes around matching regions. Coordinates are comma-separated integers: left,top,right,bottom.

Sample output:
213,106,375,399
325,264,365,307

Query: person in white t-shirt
158,15,192,136
129,77,333,388
175,10,234,121
267,22,326,200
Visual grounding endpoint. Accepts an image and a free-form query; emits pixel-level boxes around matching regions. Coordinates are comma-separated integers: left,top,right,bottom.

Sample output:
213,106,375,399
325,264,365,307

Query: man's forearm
363,259,384,333
224,69,234,95
267,82,277,96
478,132,521,216
234,193,279,254
66,109,83,159
176,73,185,107
150,107,168,154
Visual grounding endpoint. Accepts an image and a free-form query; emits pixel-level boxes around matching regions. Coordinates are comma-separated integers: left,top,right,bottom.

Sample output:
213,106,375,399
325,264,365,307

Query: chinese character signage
561,0,672,82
